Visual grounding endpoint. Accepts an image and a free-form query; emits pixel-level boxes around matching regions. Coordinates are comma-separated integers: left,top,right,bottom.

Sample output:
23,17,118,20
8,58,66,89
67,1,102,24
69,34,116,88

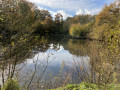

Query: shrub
69,23,92,38
51,82,120,90
2,79,21,90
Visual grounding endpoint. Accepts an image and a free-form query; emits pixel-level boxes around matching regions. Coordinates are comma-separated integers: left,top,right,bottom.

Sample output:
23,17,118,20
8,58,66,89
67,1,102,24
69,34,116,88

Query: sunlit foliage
63,15,94,37
2,79,20,90
90,1,120,41
69,23,93,37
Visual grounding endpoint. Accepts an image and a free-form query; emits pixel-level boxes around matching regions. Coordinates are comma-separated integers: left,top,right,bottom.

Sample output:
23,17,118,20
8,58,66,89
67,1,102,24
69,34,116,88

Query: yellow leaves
119,21,120,24
0,35,2,39
3,48,4,52
2,47,7,52
69,23,90,37
91,1,120,41
11,42,15,47
0,18,3,21
54,77,57,79
42,38,44,42
19,37,27,43
23,38,27,43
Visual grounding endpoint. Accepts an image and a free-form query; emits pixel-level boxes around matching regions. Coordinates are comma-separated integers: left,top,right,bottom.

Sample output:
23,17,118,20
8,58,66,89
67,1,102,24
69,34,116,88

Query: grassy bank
51,82,120,90
1,79,120,90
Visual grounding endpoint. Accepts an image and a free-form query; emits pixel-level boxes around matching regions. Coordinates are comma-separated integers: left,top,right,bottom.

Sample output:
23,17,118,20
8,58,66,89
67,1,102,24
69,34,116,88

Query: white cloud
27,45,90,67
27,0,115,17
49,11,57,18
76,8,101,15
50,10,72,20
57,10,73,19
38,6,47,10
76,9,83,15
37,6,72,20
84,9,91,15
28,0,107,11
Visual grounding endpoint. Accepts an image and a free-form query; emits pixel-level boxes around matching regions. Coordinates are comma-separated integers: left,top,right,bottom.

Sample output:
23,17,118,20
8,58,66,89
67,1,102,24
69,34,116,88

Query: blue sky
28,0,115,19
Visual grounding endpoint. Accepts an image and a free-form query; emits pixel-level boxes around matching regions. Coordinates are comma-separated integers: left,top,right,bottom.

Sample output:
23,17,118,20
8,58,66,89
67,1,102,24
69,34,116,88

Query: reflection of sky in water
26,44,90,67
15,43,90,88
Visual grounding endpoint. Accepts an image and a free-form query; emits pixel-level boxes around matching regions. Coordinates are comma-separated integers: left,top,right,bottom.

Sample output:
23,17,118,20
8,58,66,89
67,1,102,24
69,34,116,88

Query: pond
0,38,120,89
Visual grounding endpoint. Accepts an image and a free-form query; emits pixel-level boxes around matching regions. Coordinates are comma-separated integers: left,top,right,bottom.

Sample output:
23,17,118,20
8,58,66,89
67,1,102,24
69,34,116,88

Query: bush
65,84,78,90
51,82,120,90
69,23,92,38
89,23,109,40
2,79,20,90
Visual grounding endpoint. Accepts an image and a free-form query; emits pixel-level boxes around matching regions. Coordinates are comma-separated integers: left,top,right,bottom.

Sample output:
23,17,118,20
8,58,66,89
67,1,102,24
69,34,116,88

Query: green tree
54,13,63,34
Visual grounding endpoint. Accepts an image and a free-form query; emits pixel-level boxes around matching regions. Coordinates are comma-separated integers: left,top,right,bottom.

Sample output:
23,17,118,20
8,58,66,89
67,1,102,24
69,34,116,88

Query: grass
50,82,120,90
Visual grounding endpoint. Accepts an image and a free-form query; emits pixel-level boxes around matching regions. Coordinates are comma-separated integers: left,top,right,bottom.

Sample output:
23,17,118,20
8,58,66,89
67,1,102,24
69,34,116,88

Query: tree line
64,0,120,42
0,0,63,42
0,0,120,42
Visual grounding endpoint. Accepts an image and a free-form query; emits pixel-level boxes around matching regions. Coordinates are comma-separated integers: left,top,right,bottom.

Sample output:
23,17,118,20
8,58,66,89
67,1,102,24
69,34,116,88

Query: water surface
0,38,120,89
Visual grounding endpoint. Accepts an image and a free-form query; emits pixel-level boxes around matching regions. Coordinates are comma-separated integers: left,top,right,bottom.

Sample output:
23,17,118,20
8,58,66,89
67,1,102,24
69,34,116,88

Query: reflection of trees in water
48,38,120,86
61,39,120,86
0,38,120,89
0,36,50,87
0,36,65,89
63,39,90,56
0,36,50,61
